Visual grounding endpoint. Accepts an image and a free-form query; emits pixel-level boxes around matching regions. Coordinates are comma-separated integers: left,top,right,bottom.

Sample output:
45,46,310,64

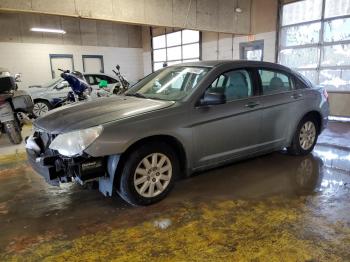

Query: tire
117,142,179,206
33,100,52,117
4,120,22,144
288,115,319,155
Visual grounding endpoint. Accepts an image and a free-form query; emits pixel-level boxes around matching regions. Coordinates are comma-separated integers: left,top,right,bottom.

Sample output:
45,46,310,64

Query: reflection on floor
0,122,349,261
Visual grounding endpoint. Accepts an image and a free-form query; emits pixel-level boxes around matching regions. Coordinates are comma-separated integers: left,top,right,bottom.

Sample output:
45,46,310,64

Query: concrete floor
0,124,32,157
0,122,349,261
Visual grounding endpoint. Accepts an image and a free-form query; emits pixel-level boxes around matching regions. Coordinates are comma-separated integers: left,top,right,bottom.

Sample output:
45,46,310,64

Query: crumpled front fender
99,155,120,197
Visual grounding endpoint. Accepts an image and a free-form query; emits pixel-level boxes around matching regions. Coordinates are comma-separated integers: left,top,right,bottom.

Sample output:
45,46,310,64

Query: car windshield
42,78,62,88
125,66,210,101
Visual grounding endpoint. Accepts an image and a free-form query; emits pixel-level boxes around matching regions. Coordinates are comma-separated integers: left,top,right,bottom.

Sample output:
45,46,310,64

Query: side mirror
199,92,226,106
116,65,120,70
99,80,108,88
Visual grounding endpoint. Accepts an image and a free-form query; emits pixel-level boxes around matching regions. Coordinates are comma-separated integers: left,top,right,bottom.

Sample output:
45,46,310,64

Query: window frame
84,74,100,86
278,0,350,92
201,68,258,104
239,40,264,61
92,74,117,84
49,54,74,79
82,55,104,73
151,29,202,72
255,68,296,96
105,76,118,84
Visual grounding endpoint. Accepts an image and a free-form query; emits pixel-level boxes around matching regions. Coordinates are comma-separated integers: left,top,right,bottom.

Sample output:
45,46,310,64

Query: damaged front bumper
26,132,120,196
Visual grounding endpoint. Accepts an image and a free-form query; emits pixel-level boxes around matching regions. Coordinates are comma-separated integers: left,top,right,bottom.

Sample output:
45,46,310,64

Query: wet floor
0,122,350,261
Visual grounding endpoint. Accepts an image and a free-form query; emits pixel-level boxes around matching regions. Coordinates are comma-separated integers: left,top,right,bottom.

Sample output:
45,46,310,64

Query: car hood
26,87,50,94
34,96,175,133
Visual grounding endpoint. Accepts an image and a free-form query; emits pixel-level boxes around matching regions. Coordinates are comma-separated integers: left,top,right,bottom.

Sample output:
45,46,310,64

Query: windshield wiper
125,92,147,98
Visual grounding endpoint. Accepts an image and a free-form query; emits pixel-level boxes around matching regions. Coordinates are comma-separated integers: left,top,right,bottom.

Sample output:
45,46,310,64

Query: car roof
83,73,117,79
172,60,293,72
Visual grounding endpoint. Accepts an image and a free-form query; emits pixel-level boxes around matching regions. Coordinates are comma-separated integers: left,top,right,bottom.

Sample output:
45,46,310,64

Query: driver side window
207,69,253,102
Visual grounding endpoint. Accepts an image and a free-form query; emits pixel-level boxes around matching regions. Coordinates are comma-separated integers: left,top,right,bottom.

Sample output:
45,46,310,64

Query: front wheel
117,142,179,206
33,100,52,117
4,120,22,144
288,116,319,155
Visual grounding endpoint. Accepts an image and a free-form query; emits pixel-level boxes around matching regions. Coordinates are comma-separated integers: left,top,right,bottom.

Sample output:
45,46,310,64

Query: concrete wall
0,42,143,89
0,0,278,35
202,31,276,62
0,12,144,88
328,93,350,117
251,0,278,34
0,12,142,48
141,26,152,76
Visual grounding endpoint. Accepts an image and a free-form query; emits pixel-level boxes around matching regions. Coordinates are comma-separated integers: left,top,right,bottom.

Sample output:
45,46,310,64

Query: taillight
323,89,329,101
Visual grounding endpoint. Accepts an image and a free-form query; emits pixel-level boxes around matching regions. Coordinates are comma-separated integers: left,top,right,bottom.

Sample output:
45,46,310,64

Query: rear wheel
4,120,22,144
33,100,52,117
288,116,318,155
117,142,179,206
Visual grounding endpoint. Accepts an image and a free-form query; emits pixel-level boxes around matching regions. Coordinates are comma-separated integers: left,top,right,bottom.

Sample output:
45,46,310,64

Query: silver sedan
26,61,329,206
27,73,120,117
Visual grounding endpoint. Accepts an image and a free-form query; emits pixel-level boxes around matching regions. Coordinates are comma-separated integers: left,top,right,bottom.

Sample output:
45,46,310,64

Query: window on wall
279,0,350,91
152,29,200,71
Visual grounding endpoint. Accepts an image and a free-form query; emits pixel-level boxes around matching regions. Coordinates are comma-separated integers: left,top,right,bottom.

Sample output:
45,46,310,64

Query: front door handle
245,102,260,108
291,93,303,99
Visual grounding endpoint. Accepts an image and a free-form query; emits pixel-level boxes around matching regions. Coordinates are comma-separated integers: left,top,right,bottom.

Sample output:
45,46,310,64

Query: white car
27,73,120,117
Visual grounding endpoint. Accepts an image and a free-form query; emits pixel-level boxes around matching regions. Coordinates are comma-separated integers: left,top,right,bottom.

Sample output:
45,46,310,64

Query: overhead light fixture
30,27,66,34
235,7,243,13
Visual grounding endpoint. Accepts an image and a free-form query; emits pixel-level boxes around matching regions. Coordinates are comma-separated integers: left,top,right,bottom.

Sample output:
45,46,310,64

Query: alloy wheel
33,102,49,117
299,121,316,150
133,153,172,198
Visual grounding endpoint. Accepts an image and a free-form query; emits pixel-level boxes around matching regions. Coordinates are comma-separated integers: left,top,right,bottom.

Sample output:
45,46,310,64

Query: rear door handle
291,93,303,99
245,102,260,108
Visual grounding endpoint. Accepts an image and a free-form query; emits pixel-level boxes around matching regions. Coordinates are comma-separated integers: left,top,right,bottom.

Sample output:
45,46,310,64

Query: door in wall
82,55,104,73
240,40,264,61
50,54,74,79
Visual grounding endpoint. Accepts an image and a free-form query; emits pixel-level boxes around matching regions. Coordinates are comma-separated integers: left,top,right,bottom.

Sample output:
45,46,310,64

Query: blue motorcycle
57,69,92,106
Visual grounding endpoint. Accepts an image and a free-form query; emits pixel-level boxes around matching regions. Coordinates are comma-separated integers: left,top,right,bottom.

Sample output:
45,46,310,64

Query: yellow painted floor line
2,198,350,261
0,151,27,165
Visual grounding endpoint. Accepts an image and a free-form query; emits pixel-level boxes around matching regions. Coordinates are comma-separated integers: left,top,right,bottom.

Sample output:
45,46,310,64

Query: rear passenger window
94,75,106,84
207,69,253,102
107,76,117,84
85,75,97,85
259,69,293,95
